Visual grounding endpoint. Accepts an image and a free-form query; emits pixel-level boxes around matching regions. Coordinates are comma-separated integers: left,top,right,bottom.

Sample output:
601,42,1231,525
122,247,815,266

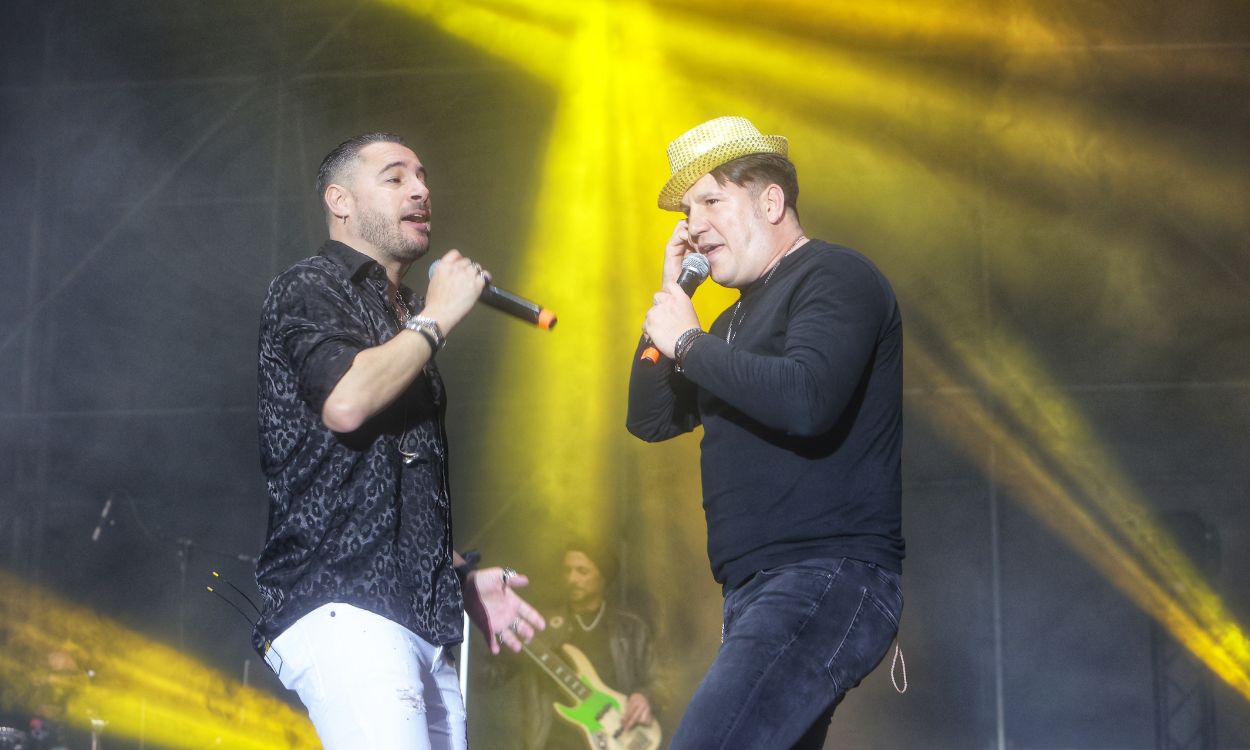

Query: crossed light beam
0,569,319,749
383,0,1250,703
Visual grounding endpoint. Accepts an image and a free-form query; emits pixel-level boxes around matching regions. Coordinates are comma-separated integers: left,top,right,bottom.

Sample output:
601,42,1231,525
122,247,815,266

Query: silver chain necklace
392,288,410,326
726,234,807,343
574,602,606,631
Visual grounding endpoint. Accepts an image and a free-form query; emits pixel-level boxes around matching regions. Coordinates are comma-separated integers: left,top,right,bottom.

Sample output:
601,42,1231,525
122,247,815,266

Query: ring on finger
501,567,518,588
509,617,521,634
495,631,506,646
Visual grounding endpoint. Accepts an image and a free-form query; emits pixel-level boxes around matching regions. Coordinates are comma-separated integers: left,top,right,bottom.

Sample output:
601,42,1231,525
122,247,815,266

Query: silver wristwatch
404,315,446,352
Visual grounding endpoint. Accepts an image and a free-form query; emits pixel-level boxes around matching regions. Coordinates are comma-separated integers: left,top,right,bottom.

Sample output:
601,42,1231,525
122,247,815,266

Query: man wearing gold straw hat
627,116,904,748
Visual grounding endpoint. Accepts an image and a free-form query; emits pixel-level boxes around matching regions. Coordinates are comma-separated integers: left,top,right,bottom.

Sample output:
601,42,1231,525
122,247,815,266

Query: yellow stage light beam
0,569,319,750
655,0,1066,52
957,331,1250,677
646,13,1249,354
380,0,715,542
655,6,1248,244
378,0,730,687
909,339,1250,700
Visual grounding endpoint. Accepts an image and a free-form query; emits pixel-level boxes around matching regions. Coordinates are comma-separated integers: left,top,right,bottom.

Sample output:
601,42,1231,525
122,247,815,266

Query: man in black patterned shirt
255,132,545,750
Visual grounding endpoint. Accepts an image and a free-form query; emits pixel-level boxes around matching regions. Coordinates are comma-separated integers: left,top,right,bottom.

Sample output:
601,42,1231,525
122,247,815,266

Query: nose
410,177,429,202
686,208,709,242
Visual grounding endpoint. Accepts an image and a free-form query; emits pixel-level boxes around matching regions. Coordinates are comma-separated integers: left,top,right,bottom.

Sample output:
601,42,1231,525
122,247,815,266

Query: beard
357,204,430,263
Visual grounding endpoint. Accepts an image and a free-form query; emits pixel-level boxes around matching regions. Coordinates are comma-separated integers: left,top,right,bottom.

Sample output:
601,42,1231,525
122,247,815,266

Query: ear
761,183,787,224
324,183,351,222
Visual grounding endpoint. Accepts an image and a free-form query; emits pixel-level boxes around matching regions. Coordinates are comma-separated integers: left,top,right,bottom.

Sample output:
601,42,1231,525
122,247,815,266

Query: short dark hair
315,132,407,200
563,538,619,583
710,152,800,219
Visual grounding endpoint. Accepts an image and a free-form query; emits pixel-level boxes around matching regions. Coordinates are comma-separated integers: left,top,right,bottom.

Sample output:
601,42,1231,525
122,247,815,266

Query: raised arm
680,255,893,437
320,250,485,432
626,220,707,442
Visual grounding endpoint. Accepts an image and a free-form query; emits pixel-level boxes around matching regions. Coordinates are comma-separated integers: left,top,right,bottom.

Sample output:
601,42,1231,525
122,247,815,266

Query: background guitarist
513,541,664,750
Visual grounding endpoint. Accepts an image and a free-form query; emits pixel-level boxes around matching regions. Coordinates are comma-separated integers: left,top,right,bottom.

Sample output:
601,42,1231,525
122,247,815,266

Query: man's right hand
422,249,488,332
662,219,698,287
621,692,654,731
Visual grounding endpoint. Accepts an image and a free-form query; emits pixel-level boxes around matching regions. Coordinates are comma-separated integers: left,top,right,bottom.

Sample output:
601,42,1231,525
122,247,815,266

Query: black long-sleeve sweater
627,240,904,590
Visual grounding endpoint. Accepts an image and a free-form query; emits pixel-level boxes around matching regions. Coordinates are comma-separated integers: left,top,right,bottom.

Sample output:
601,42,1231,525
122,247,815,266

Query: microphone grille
681,253,710,278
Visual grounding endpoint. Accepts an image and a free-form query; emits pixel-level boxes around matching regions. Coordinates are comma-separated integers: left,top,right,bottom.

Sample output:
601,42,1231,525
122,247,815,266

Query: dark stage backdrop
2,1,1248,749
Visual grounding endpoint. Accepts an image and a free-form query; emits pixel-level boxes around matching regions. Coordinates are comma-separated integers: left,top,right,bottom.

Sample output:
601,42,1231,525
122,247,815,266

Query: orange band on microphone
639,346,660,364
537,309,557,330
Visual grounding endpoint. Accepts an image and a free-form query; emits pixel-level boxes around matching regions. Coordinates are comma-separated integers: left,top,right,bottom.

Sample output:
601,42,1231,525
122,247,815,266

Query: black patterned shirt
253,240,462,653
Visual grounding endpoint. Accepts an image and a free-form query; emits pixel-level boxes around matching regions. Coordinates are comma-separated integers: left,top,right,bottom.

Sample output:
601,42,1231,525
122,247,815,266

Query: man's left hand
464,566,546,655
621,692,653,730
643,281,701,359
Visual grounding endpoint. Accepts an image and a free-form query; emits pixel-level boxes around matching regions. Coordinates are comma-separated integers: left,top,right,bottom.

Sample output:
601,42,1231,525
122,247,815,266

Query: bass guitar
522,638,662,750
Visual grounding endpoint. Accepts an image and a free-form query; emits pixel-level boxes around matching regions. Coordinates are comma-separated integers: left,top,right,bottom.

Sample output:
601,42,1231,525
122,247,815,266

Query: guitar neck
522,640,593,702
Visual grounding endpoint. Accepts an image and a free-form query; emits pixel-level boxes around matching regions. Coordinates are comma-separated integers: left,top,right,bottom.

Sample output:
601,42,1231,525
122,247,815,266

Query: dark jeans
669,557,902,750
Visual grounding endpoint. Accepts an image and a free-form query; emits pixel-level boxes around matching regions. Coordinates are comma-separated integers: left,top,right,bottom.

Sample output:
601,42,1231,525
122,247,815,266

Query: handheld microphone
640,253,710,364
428,261,557,330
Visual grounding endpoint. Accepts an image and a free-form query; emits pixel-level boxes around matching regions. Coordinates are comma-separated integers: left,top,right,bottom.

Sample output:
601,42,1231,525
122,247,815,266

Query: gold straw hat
657,116,788,211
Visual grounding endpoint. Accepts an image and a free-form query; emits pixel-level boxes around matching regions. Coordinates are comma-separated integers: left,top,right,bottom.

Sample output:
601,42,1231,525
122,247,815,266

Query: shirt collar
318,239,421,303
319,239,383,283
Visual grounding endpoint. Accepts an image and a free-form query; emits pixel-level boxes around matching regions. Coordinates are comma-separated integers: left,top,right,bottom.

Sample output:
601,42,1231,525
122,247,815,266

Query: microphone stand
90,718,106,750
169,534,258,652
106,492,260,668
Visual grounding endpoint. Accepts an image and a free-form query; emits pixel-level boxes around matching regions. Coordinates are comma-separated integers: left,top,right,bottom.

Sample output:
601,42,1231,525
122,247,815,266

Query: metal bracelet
673,327,705,371
404,315,446,351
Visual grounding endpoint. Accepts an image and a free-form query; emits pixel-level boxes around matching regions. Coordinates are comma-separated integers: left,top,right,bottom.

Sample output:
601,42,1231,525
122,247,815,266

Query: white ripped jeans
264,603,466,750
